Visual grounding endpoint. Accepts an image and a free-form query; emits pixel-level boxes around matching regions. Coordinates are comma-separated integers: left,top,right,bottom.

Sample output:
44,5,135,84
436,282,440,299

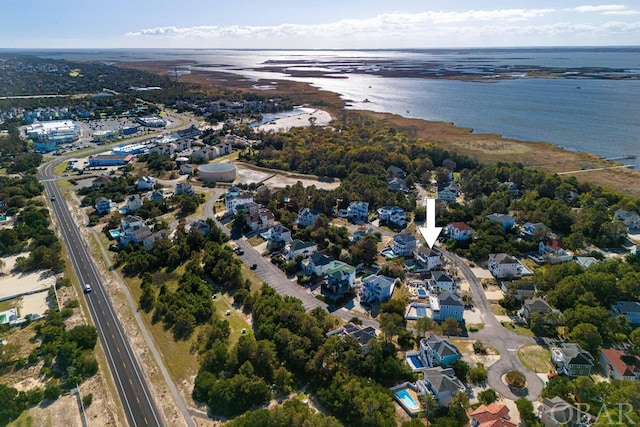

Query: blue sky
2,0,639,48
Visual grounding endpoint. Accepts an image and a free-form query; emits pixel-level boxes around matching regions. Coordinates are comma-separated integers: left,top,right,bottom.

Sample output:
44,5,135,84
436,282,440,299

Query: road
201,196,380,329
41,163,164,426
440,247,544,401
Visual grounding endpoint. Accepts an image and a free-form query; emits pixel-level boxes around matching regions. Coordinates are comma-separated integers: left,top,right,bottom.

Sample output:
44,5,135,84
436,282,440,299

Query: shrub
82,393,93,408
505,370,526,389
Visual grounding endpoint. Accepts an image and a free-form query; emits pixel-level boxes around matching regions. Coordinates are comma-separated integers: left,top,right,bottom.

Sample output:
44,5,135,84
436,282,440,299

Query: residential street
440,247,544,401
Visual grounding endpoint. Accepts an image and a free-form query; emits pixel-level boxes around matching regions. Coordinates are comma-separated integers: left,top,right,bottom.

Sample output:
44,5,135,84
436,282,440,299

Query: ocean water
19,47,640,159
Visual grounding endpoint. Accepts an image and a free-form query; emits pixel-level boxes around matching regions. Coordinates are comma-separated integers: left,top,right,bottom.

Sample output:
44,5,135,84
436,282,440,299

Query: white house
297,207,320,227
422,367,466,406
243,203,275,232
264,224,291,244
301,251,335,276
437,183,459,202
347,201,369,223
121,215,145,230
175,183,195,196
429,271,455,293
284,240,318,261
446,222,473,241
488,253,522,279
225,186,254,215
119,226,153,246
137,176,156,190
377,206,406,227
414,247,443,272
392,233,417,257
125,194,143,213
359,274,396,304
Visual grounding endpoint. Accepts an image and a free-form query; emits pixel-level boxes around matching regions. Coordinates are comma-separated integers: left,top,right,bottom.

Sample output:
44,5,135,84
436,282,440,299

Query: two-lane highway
40,161,163,427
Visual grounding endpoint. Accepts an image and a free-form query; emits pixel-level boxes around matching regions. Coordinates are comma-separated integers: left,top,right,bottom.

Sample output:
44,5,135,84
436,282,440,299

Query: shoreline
119,60,640,197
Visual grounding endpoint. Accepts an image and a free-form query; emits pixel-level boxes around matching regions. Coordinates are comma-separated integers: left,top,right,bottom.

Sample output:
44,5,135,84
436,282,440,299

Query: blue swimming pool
396,389,420,411
417,288,428,298
408,355,424,368
416,307,427,317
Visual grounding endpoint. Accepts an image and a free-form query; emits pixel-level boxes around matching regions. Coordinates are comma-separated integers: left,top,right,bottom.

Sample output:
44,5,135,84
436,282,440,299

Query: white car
83,283,93,294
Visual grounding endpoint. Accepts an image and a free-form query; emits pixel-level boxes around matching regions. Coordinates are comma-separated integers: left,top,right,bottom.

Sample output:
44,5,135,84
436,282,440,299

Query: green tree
469,363,488,384
478,388,497,405
451,360,470,382
516,397,542,426
379,312,404,341
569,323,602,356
415,317,436,338
441,318,461,336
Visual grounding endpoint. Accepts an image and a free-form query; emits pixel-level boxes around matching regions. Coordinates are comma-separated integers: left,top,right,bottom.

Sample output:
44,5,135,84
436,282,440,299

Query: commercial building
88,154,134,167
26,120,80,152
199,163,237,182
137,116,166,127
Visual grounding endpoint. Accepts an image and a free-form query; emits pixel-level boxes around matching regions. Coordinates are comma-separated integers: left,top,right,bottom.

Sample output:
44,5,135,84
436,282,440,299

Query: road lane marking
123,362,127,368
129,378,132,384
117,347,121,353
136,396,140,404
112,334,115,339
145,417,148,425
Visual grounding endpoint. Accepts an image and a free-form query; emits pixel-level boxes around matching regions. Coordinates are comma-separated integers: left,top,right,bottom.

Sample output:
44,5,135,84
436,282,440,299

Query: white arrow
419,198,442,249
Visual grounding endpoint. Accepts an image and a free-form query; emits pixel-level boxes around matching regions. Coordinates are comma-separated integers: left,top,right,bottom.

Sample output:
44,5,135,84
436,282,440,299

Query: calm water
15,47,640,159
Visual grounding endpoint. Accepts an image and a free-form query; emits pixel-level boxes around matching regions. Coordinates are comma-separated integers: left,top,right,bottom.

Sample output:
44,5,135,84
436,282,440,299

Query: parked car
250,264,258,270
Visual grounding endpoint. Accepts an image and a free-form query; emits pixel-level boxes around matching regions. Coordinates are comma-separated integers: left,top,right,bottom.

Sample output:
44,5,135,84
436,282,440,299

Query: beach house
599,348,640,381
446,222,473,241
302,251,335,276
414,247,443,272
430,292,464,322
611,301,640,327
347,201,369,223
296,207,320,227
137,175,156,190
359,274,396,304
422,367,466,406
488,253,522,279
392,233,417,257
551,343,595,377
428,271,455,294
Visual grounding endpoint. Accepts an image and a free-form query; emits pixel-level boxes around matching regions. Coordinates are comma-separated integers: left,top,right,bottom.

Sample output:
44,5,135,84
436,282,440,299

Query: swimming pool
416,307,427,317
417,288,428,298
396,389,420,411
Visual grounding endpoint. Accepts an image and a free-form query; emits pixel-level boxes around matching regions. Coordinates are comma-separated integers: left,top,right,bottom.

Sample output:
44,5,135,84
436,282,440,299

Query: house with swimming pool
422,367,466,406
405,334,462,370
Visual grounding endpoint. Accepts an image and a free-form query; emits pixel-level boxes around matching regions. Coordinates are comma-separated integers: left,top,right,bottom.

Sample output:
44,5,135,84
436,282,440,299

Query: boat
363,98,370,103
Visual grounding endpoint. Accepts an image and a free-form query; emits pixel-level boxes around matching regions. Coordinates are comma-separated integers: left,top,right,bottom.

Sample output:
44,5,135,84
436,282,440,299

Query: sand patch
0,254,58,300
255,108,332,133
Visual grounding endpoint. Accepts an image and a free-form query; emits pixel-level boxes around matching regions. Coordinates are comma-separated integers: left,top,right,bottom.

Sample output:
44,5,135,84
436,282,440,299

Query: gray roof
394,233,417,243
523,298,551,312
438,292,463,307
432,271,453,283
289,240,316,251
485,213,515,224
613,301,640,313
492,253,519,264
310,251,334,266
422,335,461,359
557,343,594,366
423,367,465,395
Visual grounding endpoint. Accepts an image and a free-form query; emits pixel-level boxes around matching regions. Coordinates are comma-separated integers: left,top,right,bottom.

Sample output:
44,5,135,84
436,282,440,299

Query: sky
2,0,640,49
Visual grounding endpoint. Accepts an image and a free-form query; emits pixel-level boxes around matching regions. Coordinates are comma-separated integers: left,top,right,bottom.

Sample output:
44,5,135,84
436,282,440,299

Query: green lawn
53,161,69,175
518,344,551,373
212,293,251,346
501,321,535,337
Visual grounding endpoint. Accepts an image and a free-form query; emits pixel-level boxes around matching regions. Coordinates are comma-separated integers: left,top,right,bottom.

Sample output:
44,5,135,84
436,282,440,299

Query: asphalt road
40,161,164,427
440,247,544,401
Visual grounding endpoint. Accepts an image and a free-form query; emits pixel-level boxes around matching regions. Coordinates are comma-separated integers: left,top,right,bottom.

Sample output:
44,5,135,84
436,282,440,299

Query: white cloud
572,4,627,12
602,9,640,15
125,8,558,39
